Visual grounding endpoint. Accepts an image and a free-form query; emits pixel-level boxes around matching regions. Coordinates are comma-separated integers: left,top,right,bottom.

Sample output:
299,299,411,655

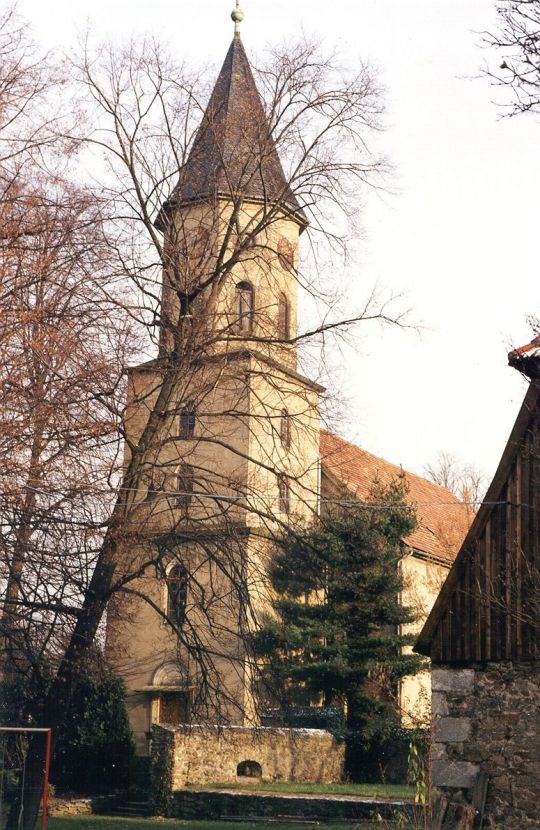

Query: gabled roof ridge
320,430,470,563
320,429,463,504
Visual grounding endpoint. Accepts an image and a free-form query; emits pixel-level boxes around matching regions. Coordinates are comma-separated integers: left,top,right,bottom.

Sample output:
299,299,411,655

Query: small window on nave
235,281,255,333
277,292,290,340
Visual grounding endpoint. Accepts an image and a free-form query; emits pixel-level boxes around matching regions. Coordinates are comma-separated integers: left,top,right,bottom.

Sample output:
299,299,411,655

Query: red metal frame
0,726,52,830
42,729,52,830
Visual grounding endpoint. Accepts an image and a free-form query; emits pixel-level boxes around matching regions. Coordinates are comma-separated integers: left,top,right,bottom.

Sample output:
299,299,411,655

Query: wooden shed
415,338,540,830
416,379,540,664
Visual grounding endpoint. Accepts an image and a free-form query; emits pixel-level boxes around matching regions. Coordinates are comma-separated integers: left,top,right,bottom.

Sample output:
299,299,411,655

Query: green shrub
52,666,136,794
346,726,429,785
282,706,346,739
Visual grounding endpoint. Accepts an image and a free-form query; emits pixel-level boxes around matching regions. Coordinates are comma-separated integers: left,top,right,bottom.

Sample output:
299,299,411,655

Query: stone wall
169,789,413,822
151,723,344,812
431,662,540,829
47,796,117,816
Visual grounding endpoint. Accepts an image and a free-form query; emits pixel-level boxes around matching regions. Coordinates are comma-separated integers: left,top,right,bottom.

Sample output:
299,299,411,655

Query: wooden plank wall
431,402,540,664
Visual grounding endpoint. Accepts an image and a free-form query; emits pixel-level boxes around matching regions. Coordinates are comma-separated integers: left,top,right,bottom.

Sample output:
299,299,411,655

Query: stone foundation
151,723,344,813
431,663,540,829
47,795,118,817
170,789,414,822
48,797,97,816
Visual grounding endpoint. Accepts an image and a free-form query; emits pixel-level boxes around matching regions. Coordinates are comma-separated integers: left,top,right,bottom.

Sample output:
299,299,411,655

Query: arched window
179,404,196,438
176,464,194,512
277,474,290,514
277,292,290,340
280,409,291,449
236,281,255,333
166,564,188,627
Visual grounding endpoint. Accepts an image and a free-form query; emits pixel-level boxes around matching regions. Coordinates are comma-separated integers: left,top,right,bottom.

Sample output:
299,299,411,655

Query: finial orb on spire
231,1,245,34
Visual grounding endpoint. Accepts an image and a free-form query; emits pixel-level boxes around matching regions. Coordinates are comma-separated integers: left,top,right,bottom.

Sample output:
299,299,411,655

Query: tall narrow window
277,474,290,514
280,409,291,449
277,293,290,340
236,281,255,333
179,292,192,317
166,564,188,627
145,468,164,501
176,464,194,512
179,404,196,438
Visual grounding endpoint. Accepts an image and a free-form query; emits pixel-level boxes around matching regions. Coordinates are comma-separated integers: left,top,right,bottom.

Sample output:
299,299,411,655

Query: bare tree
0,23,413,827
484,0,540,114
424,451,486,520
0,181,134,668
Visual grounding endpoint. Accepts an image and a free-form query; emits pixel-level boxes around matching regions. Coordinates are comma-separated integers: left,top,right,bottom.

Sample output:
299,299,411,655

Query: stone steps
108,799,152,818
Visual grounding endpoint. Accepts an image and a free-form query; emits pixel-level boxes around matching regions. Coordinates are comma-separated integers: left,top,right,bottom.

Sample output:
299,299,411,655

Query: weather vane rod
231,1,245,35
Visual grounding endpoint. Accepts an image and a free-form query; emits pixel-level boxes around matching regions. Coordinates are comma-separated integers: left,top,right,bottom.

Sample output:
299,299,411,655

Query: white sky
20,0,539,483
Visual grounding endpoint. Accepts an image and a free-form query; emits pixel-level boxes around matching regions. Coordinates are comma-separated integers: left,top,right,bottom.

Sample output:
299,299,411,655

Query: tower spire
158,25,307,229
231,1,244,35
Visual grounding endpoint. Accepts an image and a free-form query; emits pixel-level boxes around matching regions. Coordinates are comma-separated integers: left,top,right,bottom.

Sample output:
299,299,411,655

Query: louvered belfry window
236,281,254,333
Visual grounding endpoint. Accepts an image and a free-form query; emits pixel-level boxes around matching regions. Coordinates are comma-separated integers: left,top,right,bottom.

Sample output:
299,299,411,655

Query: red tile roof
508,335,540,379
509,334,540,358
320,430,470,564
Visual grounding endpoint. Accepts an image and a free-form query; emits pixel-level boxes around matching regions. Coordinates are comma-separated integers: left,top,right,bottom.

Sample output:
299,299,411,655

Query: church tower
106,8,322,754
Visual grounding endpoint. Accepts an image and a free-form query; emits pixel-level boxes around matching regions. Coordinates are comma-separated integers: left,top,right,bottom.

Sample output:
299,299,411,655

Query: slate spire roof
162,33,307,226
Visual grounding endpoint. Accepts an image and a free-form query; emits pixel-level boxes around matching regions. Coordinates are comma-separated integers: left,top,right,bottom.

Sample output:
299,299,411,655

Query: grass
46,818,395,830
196,781,414,800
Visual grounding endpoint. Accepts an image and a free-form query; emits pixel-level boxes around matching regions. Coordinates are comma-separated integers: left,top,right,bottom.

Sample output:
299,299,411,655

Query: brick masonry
431,663,540,829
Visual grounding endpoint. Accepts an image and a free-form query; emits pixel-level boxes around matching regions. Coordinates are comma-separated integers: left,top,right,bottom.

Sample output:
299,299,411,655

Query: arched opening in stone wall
236,760,262,779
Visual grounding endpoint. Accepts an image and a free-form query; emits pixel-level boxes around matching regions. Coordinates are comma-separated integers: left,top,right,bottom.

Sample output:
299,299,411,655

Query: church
105,7,469,763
